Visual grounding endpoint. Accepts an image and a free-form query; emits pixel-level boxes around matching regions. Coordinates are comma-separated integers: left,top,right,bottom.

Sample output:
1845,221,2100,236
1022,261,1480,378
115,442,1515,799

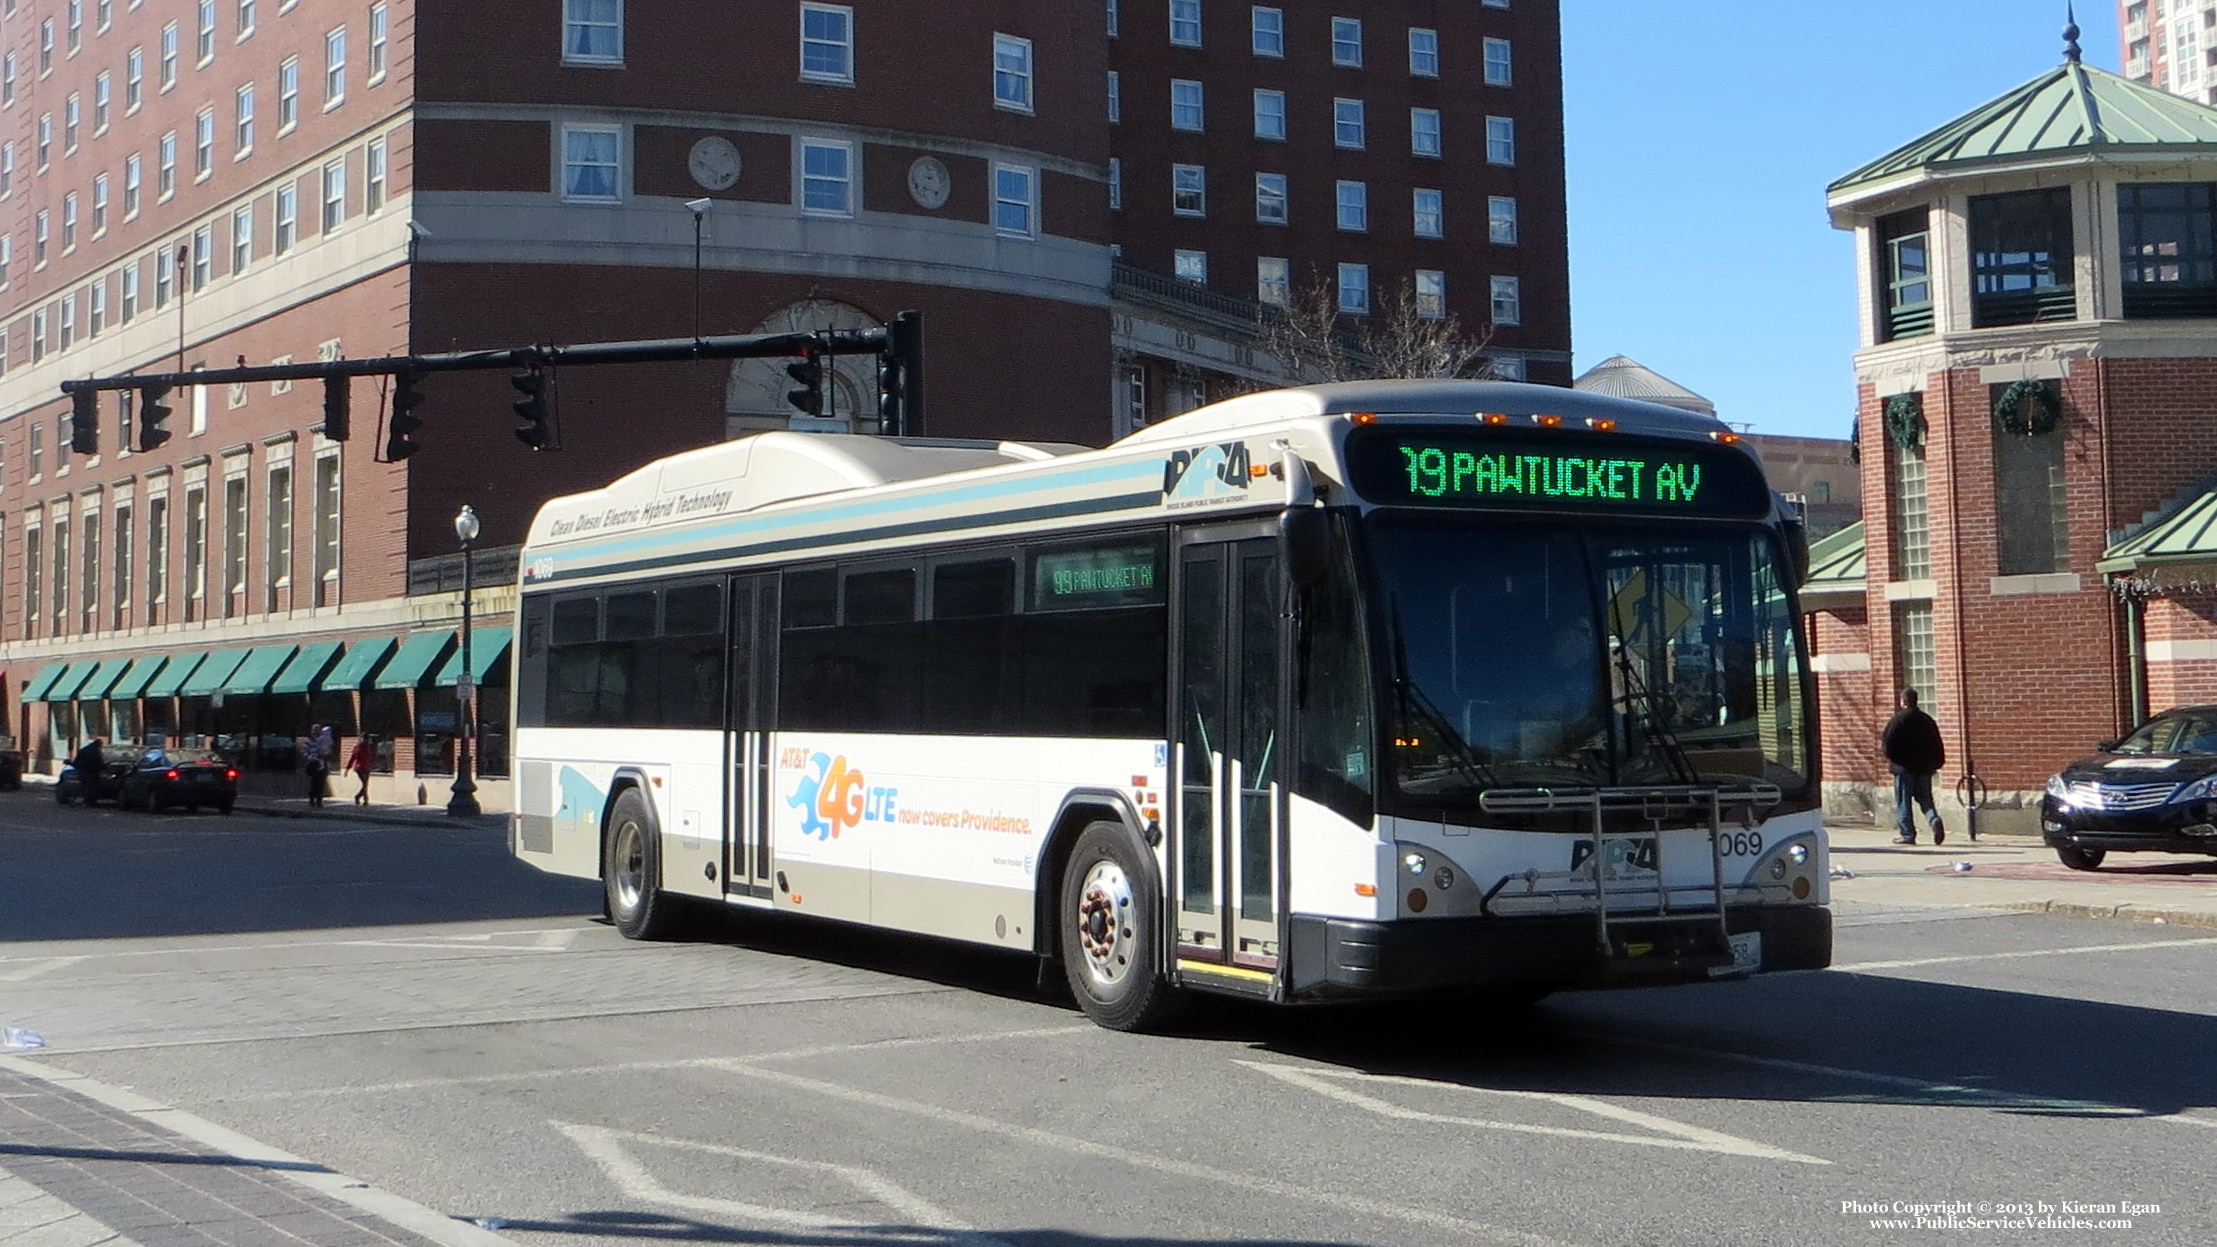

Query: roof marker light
1711,430,1742,445
1586,417,1617,432
1481,412,1511,426
1534,414,1563,428
1351,411,1377,425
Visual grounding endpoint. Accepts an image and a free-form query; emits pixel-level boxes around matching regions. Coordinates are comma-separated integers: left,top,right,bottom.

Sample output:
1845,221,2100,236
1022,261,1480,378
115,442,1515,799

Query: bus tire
1060,821,1183,1032
605,789,682,940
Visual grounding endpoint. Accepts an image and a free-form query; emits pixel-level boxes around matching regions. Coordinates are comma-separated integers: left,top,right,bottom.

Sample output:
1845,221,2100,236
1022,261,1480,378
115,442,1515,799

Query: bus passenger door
728,574,777,899
1173,529,1282,978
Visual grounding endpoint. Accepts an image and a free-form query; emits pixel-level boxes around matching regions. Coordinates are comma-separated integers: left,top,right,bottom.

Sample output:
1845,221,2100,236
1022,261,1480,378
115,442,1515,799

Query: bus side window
661,582,726,729
924,557,1018,734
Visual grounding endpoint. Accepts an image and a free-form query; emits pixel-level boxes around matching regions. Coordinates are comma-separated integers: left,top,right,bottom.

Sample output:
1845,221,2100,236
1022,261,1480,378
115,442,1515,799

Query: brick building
2120,0,2217,104
0,1,1570,803
1817,30,2217,831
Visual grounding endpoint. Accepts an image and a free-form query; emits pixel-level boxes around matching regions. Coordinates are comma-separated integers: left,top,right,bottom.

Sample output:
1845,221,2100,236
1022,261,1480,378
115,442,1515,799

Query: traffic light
385,369,426,461
511,367,551,450
785,347,824,417
875,311,922,436
137,383,174,452
322,375,351,441
69,388,100,455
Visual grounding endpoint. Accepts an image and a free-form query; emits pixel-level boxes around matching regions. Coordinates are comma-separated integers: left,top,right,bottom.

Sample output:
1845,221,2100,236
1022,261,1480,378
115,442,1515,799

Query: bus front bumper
1285,904,1832,999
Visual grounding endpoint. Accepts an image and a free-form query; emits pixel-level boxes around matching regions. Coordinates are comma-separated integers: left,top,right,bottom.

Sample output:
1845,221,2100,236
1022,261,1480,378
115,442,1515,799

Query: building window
274,184,295,252
1410,186,1445,237
36,112,48,167
1877,207,1932,339
58,298,74,350
1410,107,1440,157
194,108,214,178
34,209,46,265
80,507,100,632
1338,262,1368,313
1486,115,1515,165
23,524,40,636
89,280,105,335
158,131,176,198
1409,27,1438,76
561,125,620,201
160,22,178,89
1107,0,1119,38
321,160,345,231
155,248,171,307
1173,249,1206,283
1108,156,1121,209
93,72,108,132
126,47,141,111
1257,255,1289,305
324,26,346,106
120,265,137,320
1335,179,1365,231
367,3,387,81
1489,275,1520,325
1255,171,1286,224
1172,163,1205,216
234,84,254,154
147,494,168,623
1488,195,1517,245
993,163,1035,237
40,19,54,74
278,57,297,130
1483,37,1512,86
264,463,291,612
993,34,1033,112
191,224,211,289
1252,6,1282,56
1333,97,1364,149
1125,364,1145,427
1107,71,1119,122
1331,16,1360,66
312,452,340,605
365,135,385,213
1171,78,1203,130
0,144,10,197
1992,387,2069,575
50,515,68,634
2,53,12,105
61,193,76,251
222,475,247,616
28,423,42,476
123,153,140,218
1,233,12,285
64,92,78,150
1415,269,1445,319
1970,188,2074,327
564,0,622,65
800,138,852,215
2119,182,2217,318
1893,602,1935,709
117,387,132,449
1888,434,1929,580
68,0,84,50
231,204,251,273
1253,88,1284,139
1169,0,1200,48
799,3,852,83
112,503,132,630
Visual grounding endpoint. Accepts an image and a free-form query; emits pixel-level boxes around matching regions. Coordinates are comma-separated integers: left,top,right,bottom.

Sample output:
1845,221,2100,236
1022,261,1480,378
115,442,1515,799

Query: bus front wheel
605,789,682,940
1060,821,1184,1032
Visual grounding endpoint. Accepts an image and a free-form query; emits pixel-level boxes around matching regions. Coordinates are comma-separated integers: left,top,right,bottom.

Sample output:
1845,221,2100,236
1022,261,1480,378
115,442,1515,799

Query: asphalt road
4,794,2212,1246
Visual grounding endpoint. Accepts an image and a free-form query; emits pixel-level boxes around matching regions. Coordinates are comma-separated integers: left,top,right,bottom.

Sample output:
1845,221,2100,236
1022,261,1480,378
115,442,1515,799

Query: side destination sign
1345,425,1770,518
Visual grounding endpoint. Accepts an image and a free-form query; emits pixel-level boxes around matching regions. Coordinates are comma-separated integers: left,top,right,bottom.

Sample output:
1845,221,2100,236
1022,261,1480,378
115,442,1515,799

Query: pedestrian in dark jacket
1881,687,1946,846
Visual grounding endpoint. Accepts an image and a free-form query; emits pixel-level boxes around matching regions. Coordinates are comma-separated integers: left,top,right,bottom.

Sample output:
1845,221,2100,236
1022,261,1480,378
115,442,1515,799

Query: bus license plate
1709,932,1761,977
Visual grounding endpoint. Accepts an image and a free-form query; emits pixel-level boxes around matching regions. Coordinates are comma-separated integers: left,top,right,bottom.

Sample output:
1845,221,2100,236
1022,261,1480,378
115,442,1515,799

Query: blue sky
1562,1,2119,439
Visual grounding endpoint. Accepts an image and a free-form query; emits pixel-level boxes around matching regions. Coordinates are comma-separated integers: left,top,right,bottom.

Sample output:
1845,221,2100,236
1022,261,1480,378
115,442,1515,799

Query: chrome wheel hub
1073,859,1135,988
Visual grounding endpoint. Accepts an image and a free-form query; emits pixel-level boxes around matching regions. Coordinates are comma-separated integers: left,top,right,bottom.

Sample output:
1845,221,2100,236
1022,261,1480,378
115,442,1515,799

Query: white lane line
334,940,564,954
0,956,87,982
221,1025,1095,1101
1238,1060,1828,1165
555,1121,1015,1246
1834,935,2217,972
0,926,598,967
711,1059,1586,1247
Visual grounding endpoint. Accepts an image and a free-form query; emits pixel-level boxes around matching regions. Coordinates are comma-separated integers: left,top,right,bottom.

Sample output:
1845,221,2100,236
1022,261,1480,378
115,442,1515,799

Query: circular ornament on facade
688,136,743,191
1993,378,2062,437
1883,392,1925,450
907,156,951,210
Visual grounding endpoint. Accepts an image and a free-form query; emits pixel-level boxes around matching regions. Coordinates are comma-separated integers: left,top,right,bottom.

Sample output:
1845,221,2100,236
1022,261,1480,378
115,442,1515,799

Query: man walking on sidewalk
1882,687,1946,846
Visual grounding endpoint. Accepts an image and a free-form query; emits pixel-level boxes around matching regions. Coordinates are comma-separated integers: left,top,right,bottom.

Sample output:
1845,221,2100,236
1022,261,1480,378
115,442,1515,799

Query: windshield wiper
1389,595,1498,792
1607,597,1699,785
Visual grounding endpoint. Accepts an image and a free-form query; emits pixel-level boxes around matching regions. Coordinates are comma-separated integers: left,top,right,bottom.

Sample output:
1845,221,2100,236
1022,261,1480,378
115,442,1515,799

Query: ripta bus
509,379,1830,1030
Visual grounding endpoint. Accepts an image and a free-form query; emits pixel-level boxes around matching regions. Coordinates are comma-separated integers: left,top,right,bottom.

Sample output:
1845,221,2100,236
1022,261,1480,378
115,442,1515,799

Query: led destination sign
1346,426,1770,518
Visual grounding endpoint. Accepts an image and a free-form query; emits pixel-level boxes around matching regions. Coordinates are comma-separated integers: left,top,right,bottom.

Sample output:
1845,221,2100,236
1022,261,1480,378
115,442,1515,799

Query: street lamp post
447,504,481,817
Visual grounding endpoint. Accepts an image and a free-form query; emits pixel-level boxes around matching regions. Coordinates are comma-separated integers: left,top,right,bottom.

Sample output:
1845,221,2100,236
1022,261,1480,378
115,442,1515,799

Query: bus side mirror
1280,508,1330,588
1783,514,1811,587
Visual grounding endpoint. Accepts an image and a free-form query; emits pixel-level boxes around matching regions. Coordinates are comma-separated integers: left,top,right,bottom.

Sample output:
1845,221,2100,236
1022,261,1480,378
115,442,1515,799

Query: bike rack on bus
1476,784,1782,964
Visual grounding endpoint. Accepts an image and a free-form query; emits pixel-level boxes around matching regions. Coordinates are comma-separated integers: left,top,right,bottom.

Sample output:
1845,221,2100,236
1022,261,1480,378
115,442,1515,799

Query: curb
1990,899,2217,930
230,801,505,831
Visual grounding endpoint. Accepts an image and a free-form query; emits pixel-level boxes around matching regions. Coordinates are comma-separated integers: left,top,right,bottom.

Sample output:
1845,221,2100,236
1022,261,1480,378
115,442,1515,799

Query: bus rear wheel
1060,821,1183,1032
605,789,682,940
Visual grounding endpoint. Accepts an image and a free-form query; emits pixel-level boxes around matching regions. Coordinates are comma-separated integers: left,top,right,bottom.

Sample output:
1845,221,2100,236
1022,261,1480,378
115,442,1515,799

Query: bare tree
1253,275,1494,385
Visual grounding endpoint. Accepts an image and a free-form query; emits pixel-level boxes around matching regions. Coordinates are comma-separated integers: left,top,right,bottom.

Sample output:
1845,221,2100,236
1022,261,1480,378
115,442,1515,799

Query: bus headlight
1787,844,1809,865
1403,852,1427,875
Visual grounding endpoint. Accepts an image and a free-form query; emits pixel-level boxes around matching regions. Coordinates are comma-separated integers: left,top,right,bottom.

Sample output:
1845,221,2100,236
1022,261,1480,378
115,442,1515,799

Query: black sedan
116,747,239,814
54,746,146,806
2041,706,2217,869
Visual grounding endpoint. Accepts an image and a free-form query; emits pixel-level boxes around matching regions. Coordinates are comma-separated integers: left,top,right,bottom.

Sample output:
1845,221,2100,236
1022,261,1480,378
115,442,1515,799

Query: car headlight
2045,774,2069,800
2172,774,2217,803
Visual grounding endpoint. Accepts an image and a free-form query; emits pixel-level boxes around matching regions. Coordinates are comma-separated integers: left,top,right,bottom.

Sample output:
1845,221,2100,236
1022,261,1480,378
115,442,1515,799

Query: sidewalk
1822,814,2217,930
228,789,506,831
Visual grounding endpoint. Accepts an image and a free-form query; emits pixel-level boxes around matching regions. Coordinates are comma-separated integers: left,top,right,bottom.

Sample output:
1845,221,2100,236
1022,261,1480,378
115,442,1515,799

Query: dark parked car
54,745,146,806
0,735,22,790
116,747,239,814
2041,706,2217,870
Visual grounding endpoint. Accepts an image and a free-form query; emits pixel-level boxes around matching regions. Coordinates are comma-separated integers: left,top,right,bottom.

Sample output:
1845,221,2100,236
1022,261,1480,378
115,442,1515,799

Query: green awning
433,626,514,685
108,654,171,700
142,652,208,699
179,648,254,697
74,657,137,701
374,631,458,690
18,665,65,702
43,662,97,702
219,645,298,696
269,641,345,695
320,636,397,690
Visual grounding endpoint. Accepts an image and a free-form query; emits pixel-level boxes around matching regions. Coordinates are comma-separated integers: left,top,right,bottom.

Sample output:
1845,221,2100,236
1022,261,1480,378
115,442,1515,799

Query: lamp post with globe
447,504,481,817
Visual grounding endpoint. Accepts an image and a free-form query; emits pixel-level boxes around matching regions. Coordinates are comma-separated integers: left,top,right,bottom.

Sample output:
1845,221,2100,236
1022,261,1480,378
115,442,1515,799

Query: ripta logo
1162,442,1251,503
785,750,867,840
1570,836,1659,877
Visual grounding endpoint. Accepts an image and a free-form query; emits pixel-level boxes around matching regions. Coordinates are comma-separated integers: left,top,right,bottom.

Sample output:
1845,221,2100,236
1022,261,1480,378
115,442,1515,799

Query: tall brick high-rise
0,2,1569,802
1817,24,2217,835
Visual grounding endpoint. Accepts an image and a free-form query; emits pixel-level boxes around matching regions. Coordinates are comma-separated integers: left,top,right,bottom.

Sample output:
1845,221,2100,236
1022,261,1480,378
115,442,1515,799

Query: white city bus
511,380,1829,1030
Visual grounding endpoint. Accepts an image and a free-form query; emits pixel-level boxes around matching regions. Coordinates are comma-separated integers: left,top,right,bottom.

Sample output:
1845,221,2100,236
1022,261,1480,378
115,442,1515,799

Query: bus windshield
1367,515,1811,803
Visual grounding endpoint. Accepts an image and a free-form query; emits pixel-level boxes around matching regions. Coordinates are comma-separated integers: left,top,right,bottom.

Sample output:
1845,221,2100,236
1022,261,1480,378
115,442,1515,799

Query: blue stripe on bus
533,490,1170,585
